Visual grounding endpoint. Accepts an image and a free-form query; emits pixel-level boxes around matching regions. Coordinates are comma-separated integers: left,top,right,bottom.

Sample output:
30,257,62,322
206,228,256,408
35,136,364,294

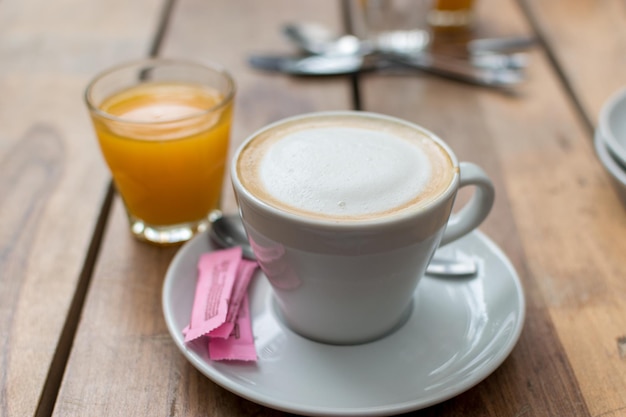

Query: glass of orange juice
428,0,476,28
85,59,235,245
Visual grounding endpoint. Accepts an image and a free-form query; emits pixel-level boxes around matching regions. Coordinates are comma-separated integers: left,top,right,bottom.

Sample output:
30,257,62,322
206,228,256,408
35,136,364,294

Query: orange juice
430,0,475,28
92,81,233,226
434,0,474,12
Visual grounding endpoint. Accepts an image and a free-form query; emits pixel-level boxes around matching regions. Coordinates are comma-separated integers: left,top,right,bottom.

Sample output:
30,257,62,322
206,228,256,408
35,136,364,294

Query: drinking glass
85,59,235,245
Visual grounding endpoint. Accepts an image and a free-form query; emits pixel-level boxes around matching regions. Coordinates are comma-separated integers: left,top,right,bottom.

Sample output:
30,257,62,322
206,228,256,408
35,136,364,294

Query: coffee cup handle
439,162,495,246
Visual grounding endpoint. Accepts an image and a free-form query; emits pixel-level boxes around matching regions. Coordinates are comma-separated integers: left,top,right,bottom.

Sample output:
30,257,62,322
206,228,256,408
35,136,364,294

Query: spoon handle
382,53,524,90
468,36,536,54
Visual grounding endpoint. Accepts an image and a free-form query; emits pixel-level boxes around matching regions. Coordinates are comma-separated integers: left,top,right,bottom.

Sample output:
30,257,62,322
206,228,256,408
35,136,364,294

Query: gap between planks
33,0,177,415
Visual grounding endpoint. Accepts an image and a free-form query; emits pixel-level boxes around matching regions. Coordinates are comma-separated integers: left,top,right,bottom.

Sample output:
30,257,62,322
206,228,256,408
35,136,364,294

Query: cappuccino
236,113,455,221
232,111,494,343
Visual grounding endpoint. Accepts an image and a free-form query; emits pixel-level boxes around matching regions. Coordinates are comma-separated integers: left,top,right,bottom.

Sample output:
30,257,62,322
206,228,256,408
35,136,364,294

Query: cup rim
84,58,236,125
599,85,626,167
231,110,461,229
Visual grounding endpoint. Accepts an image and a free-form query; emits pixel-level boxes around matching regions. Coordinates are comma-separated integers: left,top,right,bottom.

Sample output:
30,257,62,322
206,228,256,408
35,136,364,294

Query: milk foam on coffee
237,115,454,221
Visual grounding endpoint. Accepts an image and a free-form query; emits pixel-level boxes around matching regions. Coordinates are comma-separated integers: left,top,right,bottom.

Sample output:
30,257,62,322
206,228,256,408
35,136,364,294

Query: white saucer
163,230,525,416
595,128,626,207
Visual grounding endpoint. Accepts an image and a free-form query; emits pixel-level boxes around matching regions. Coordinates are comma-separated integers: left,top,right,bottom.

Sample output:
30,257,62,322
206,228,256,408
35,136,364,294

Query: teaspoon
249,53,524,90
282,22,531,70
209,213,478,277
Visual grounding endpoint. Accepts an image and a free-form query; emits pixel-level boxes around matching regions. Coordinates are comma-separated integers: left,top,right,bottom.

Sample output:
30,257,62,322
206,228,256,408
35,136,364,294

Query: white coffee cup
231,111,494,344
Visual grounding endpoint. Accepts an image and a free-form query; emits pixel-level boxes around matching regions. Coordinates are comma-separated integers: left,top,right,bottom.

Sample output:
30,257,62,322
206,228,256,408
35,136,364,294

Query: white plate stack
596,87,626,206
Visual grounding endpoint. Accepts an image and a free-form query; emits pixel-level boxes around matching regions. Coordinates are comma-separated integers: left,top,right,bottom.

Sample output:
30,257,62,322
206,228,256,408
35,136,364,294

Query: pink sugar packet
183,247,242,343
209,294,257,361
209,259,258,339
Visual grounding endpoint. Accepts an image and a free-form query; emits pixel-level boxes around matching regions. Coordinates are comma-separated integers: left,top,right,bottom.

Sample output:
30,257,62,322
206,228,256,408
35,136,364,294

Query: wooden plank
0,0,165,416
522,0,626,128
359,0,604,416
518,0,626,415
52,1,352,415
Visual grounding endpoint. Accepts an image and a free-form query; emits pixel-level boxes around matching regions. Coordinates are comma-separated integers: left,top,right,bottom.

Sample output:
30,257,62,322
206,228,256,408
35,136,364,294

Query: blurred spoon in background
282,22,532,71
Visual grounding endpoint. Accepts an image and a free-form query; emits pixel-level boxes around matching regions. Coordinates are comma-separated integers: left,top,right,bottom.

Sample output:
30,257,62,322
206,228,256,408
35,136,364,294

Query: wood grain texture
0,0,164,416
52,1,351,416
519,1,626,416
521,0,626,128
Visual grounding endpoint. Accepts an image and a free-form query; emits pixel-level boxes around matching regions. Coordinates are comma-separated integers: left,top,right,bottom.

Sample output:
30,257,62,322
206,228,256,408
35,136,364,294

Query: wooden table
2,0,626,415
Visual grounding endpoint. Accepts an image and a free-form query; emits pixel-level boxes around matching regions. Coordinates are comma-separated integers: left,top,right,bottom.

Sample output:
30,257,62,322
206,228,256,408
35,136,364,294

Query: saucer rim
599,86,626,168
595,128,626,184
162,230,525,416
